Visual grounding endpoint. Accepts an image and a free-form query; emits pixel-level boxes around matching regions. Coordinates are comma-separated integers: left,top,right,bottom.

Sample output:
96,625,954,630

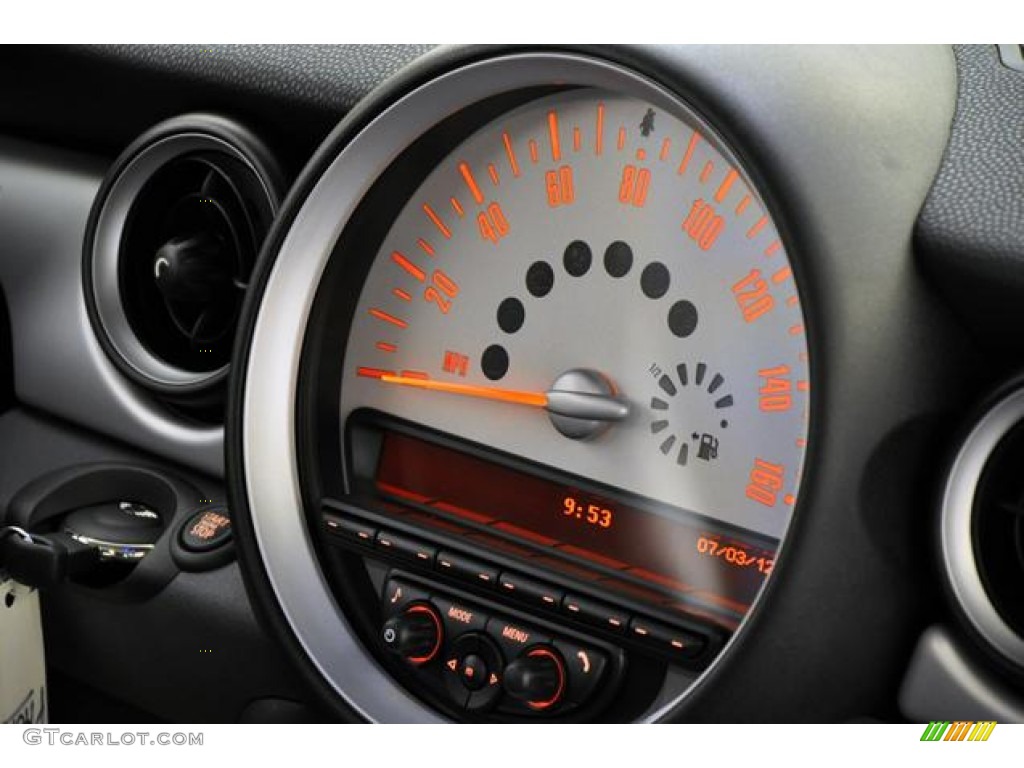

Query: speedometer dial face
341,88,810,612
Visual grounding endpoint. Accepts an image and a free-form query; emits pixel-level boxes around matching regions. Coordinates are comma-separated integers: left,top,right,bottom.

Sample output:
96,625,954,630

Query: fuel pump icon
649,359,733,469
695,433,719,462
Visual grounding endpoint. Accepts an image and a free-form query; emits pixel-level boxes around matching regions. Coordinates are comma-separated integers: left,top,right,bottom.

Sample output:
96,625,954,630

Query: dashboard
1,44,1023,723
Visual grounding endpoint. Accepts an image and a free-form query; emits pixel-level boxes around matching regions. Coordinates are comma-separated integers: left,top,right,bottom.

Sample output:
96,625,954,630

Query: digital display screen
373,429,778,621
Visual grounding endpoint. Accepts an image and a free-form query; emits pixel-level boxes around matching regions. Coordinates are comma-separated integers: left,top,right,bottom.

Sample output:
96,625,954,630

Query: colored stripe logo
920,721,997,742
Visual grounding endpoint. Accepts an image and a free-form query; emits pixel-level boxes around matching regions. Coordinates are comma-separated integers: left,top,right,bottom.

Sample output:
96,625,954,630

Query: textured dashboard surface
0,45,434,171
84,45,437,113
918,45,1024,352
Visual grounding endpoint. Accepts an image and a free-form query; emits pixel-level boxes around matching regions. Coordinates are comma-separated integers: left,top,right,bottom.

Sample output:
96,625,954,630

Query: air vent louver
972,420,1024,636
941,384,1024,668
85,115,282,409
121,153,266,374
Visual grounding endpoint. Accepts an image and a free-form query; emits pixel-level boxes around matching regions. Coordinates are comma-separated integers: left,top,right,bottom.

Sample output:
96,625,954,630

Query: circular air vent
941,382,1024,666
84,114,283,404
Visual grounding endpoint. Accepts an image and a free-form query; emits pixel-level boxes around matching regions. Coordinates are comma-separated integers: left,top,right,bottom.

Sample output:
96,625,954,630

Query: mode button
432,595,488,636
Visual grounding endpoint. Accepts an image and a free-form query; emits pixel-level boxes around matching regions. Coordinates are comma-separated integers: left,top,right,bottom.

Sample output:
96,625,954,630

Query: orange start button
180,507,233,553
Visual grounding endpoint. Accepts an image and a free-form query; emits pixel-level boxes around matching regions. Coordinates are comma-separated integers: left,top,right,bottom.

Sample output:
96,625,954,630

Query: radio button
485,616,551,663
375,529,437,565
553,638,608,705
497,571,563,612
381,577,431,617
561,593,629,634
324,514,376,546
436,550,499,588
443,633,504,712
629,617,706,660
432,595,488,636
459,654,489,692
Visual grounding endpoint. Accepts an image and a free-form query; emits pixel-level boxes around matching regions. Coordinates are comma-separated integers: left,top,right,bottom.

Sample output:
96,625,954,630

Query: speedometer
345,90,809,550
239,52,813,723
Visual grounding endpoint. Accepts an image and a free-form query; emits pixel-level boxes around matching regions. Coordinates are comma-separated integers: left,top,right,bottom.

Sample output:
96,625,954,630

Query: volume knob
381,603,443,665
502,646,566,710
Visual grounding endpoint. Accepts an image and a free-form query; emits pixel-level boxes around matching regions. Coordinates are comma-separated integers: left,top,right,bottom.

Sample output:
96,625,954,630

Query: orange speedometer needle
379,375,548,408
377,373,630,422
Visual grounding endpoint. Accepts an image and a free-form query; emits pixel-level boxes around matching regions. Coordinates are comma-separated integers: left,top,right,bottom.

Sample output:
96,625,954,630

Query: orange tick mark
458,161,484,205
392,288,412,302
548,111,561,162
595,103,605,156
771,266,792,284
502,131,521,178
765,241,781,257
357,367,395,379
788,323,805,336
573,126,581,152
786,295,799,307
617,126,626,151
747,216,768,239
417,238,435,257
678,131,701,175
370,309,408,329
488,163,500,186
375,342,397,353
450,197,464,217
422,204,451,239
659,137,671,161
735,195,751,215
699,161,714,183
529,139,539,164
636,148,647,162
391,251,426,282
715,168,738,203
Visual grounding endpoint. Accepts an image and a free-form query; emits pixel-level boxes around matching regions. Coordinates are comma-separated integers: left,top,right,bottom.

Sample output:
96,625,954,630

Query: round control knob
381,603,442,665
459,654,489,692
502,646,566,710
153,232,230,303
